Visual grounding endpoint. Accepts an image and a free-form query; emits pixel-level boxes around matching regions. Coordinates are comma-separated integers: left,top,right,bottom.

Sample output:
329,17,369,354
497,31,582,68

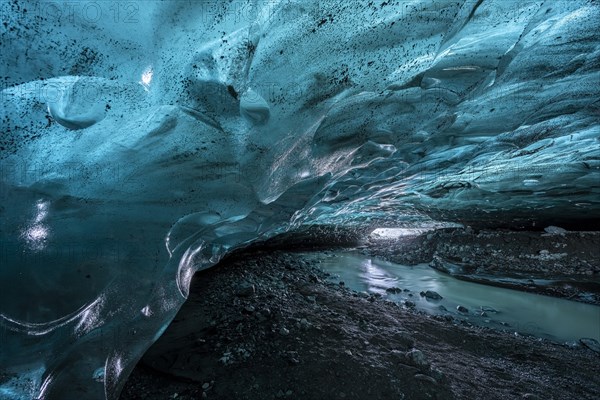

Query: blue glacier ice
1,0,599,398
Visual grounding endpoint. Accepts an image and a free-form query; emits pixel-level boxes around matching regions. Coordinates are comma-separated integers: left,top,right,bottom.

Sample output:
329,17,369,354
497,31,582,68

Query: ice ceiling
1,0,599,398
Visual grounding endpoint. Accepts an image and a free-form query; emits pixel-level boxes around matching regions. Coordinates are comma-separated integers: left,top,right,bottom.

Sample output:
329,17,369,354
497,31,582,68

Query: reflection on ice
21,201,50,251
140,66,153,91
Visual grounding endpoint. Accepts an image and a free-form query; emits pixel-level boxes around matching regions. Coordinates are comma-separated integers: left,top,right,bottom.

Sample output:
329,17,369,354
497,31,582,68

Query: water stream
304,251,600,343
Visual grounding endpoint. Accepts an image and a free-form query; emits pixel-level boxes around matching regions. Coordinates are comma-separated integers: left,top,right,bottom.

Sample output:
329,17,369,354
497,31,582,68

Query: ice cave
1,0,599,399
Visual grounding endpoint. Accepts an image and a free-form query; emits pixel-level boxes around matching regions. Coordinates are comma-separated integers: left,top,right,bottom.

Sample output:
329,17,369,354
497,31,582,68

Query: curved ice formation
46,77,109,130
1,0,599,398
240,88,271,124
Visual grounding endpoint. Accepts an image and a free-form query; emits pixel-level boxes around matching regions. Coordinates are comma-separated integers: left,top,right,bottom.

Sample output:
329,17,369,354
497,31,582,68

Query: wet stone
423,290,443,300
386,287,403,294
580,338,600,353
236,282,256,297
414,374,437,384
406,349,429,369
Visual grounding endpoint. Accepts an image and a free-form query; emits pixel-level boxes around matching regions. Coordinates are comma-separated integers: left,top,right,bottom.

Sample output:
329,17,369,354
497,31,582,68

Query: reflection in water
307,252,600,343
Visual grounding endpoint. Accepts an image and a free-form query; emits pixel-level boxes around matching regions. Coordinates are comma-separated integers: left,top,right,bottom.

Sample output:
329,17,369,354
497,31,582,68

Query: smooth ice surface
1,1,599,398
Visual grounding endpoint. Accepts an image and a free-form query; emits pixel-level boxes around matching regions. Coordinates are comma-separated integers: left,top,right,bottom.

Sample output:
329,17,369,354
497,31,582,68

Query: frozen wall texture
1,0,599,398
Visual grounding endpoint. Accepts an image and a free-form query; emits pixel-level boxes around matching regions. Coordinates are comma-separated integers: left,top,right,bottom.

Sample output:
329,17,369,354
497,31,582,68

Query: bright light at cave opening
369,228,431,239
140,66,153,90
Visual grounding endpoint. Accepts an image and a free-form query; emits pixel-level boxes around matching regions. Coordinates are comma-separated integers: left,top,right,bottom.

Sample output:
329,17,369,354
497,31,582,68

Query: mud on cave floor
120,246,600,400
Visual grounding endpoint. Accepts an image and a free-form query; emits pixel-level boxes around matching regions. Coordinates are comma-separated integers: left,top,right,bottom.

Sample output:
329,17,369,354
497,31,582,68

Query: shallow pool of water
304,251,600,343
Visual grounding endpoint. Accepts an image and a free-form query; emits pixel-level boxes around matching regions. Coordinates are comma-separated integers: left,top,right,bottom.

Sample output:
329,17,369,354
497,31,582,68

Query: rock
279,327,290,336
339,281,345,286
424,290,443,300
438,305,448,312
284,350,300,365
243,305,255,313
580,338,600,353
386,287,403,294
299,318,311,329
390,349,404,358
414,374,437,384
259,307,272,319
544,226,567,235
405,301,416,308
430,368,444,381
522,394,540,399
287,356,300,365
309,274,320,283
236,282,255,297
202,382,210,390
284,264,297,271
456,305,469,313
406,349,429,369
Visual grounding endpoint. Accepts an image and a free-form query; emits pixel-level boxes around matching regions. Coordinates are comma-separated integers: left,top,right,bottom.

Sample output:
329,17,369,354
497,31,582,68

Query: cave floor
120,248,599,400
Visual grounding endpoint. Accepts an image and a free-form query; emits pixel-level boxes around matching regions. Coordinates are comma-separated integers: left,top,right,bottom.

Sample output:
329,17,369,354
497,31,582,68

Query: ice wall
1,0,599,398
